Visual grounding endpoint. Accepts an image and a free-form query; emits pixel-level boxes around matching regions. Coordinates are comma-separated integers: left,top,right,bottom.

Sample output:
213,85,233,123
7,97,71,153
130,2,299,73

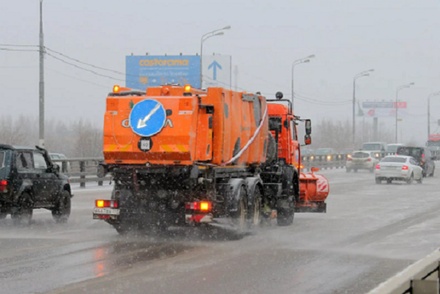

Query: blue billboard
126,55,201,90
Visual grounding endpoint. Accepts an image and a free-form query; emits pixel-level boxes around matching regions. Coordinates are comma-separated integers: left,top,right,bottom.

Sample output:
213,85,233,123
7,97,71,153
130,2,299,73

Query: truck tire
248,187,262,229
406,173,414,184
0,209,7,219
52,190,71,223
115,223,131,235
277,207,294,226
277,197,294,226
114,220,142,235
231,186,247,233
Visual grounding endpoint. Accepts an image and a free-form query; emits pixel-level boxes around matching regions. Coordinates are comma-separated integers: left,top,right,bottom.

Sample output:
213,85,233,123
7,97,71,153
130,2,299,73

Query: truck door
195,106,213,161
289,119,299,166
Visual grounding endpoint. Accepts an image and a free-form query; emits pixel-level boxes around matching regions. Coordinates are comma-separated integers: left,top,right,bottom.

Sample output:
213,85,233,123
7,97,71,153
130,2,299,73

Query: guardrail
368,248,439,294
51,157,110,188
51,154,351,188
301,153,349,171
299,151,432,172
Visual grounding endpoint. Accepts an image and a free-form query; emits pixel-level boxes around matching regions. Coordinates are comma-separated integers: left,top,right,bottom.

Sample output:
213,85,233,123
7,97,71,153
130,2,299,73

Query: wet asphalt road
0,168,439,294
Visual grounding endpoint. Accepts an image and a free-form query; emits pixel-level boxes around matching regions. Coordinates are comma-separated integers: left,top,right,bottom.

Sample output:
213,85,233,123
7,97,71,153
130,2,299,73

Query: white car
346,150,379,172
361,141,387,158
49,153,71,173
386,143,404,155
375,155,423,184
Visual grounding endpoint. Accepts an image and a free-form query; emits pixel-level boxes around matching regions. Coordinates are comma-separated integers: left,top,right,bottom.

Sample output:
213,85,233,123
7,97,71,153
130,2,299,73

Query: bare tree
313,118,394,151
71,119,103,157
0,115,36,146
0,116,102,157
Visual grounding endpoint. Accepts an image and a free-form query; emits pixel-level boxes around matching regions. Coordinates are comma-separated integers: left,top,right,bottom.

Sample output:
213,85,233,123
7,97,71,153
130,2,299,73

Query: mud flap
295,201,326,213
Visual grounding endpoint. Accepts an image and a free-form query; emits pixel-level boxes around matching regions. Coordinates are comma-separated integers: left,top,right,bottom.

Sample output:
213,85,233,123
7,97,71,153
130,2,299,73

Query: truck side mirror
304,134,311,145
305,119,311,135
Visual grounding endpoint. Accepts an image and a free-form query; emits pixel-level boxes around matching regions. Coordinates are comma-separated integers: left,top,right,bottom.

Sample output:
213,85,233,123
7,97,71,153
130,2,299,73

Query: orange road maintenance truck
93,84,329,234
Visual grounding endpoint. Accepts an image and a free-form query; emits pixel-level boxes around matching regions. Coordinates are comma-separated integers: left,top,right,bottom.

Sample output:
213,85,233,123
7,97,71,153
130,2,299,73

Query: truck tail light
402,165,409,171
185,201,212,212
0,180,8,193
95,199,119,208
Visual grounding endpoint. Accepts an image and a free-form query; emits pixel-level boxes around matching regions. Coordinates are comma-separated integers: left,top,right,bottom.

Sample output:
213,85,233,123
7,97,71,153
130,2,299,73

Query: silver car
346,150,379,172
49,153,71,173
375,155,423,184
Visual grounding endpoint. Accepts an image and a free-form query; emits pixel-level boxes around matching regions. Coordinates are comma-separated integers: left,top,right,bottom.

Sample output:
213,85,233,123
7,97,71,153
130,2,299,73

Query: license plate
93,207,120,215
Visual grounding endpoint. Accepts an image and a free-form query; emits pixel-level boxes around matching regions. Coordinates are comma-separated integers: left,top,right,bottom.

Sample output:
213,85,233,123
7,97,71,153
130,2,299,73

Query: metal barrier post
80,161,85,188
97,160,103,186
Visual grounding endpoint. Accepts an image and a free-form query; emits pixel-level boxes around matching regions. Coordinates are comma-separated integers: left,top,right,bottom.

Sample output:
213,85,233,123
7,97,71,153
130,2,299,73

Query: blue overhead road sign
126,55,201,89
129,99,166,137
202,55,231,88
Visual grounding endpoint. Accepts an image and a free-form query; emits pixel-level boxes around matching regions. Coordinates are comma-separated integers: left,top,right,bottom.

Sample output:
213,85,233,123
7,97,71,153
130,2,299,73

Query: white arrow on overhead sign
137,103,161,129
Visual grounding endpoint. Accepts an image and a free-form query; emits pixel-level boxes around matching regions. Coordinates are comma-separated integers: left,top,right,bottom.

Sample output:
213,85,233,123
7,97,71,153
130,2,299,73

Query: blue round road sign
129,99,166,137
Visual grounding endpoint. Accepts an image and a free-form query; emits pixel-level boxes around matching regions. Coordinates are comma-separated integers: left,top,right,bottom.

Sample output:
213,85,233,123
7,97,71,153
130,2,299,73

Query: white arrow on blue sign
129,99,166,137
208,60,222,80
202,55,231,88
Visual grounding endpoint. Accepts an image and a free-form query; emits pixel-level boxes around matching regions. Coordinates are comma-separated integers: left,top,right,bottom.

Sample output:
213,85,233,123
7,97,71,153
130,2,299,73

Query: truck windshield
269,117,282,132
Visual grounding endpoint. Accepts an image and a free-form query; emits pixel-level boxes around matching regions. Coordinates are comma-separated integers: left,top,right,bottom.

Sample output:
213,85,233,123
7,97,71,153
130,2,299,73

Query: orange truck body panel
269,103,298,166
103,85,268,167
265,100,329,210
266,103,300,167
299,172,329,204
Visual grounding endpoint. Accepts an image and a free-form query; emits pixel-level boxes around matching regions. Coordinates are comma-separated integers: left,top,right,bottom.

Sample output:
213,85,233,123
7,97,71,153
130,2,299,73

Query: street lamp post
395,82,414,142
427,91,440,137
352,69,374,147
200,25,231,88
39,0,45,147
291,54,315,109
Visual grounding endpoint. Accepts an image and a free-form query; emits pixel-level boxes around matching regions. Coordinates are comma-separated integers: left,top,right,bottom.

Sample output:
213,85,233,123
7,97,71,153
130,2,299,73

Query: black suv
396,146,435,177
0,144,72,224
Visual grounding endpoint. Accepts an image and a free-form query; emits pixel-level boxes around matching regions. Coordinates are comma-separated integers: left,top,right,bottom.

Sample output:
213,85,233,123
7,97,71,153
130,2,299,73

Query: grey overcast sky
1,0,440,145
